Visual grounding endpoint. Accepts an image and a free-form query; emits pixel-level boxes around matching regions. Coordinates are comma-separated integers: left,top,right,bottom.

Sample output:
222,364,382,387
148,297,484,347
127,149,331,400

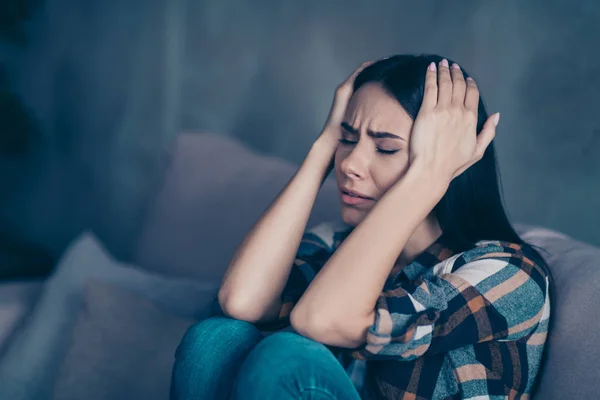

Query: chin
340,206,366,227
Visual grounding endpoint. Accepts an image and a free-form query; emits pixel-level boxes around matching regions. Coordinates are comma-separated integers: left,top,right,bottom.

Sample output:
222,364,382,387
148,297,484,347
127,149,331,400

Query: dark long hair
354,54,554,397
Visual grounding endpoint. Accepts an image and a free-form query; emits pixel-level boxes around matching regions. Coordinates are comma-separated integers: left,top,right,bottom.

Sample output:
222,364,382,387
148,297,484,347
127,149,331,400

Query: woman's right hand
316,59,382,151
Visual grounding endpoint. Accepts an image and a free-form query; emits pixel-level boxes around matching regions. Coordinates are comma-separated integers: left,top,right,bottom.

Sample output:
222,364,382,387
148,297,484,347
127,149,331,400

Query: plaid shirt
259,221,551,400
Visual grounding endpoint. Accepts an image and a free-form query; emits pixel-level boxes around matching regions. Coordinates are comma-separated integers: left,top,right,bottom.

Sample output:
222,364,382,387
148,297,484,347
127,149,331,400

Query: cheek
373,156,411,191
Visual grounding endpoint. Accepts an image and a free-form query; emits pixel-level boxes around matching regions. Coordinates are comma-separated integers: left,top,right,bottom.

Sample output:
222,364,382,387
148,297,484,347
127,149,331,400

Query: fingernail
429,62,436,71
451,63,460,70
493,113,500,126
440,59,449,67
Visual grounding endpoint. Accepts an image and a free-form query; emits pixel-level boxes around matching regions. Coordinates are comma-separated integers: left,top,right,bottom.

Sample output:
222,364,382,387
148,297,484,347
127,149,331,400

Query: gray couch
0,132,598,399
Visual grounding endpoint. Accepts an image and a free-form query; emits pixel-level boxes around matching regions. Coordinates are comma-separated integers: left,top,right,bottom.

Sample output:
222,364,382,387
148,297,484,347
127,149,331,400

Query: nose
339,145,369,180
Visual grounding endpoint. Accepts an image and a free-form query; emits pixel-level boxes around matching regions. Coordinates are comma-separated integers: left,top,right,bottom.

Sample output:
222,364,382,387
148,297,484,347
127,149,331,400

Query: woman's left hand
408,59,500,186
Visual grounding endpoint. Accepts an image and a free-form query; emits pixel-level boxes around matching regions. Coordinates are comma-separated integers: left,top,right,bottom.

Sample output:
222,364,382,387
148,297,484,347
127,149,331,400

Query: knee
171,317,265,400
232,332,349,399
175,316,263,361
240,331,334,371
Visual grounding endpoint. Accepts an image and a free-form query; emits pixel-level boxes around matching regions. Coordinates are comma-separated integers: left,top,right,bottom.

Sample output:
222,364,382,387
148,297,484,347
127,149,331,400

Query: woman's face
334,82,414,227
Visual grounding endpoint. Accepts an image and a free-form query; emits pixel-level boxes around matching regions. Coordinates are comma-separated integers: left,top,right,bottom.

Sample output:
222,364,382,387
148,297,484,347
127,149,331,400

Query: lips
339,187,375,206
340,187,373,199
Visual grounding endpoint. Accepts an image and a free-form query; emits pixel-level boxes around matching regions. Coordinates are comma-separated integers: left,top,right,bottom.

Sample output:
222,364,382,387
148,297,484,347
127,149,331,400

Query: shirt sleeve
350,242,550,361
254,222,335,331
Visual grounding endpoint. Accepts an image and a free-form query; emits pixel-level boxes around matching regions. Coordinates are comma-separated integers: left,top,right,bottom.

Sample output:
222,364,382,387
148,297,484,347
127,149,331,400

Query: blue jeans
170,316,362,399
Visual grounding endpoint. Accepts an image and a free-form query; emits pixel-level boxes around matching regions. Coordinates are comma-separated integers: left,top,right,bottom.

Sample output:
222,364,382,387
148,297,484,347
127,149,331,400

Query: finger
464,77,480,112
453,113,498,180
475,113,499,158
328,88,354,127
343,60,376,87
421,62,438,109
437,59,452,106
450,63,466,105
327,97,347,127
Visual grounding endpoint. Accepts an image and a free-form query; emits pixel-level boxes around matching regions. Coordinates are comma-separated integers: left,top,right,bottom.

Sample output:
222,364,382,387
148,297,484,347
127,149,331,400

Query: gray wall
1,0,599,269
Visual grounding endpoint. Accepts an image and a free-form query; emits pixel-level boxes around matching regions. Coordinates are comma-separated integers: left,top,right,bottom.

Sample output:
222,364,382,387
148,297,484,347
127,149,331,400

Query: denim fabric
170,316,361,399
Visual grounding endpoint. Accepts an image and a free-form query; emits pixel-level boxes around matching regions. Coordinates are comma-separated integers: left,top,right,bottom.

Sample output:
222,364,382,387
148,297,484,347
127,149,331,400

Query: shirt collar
399,230,468,281
336,224,471,281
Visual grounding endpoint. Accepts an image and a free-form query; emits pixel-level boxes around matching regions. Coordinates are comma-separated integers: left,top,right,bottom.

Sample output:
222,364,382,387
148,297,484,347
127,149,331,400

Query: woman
170,54,553,400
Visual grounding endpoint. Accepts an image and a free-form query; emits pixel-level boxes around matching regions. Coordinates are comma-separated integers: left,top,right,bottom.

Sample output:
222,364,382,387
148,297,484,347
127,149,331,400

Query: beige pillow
52,280,196,400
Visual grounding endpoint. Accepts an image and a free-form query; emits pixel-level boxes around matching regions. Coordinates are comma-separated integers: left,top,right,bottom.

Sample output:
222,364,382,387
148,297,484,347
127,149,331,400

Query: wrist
402,161,451,201
309,136,337,166
312,133,338,155
302,137,337,183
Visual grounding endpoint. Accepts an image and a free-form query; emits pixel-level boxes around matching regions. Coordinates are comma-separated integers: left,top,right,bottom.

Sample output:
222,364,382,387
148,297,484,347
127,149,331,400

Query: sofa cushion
51,280,195,400
514,223,600,399
0,232,217,400
134,132,341,282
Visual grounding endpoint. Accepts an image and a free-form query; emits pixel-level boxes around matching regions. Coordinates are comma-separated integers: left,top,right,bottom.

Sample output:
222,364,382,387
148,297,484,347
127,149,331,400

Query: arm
218,139,334,323
252,221,344,331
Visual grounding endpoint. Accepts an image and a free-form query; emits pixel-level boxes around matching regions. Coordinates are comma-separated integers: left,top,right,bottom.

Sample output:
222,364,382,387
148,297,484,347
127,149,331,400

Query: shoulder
475,240,547,273
448,240,549,293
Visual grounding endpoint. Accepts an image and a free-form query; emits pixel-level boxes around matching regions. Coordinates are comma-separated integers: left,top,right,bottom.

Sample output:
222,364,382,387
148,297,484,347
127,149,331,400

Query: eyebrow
341,122,405,141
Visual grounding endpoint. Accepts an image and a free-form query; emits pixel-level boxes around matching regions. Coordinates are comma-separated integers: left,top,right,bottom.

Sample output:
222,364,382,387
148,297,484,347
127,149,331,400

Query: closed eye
338,138,399,155
338,138,357,145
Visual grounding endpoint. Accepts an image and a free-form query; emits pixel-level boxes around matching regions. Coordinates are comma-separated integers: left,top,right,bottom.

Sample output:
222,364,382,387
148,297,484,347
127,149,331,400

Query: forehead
345,82,413,134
